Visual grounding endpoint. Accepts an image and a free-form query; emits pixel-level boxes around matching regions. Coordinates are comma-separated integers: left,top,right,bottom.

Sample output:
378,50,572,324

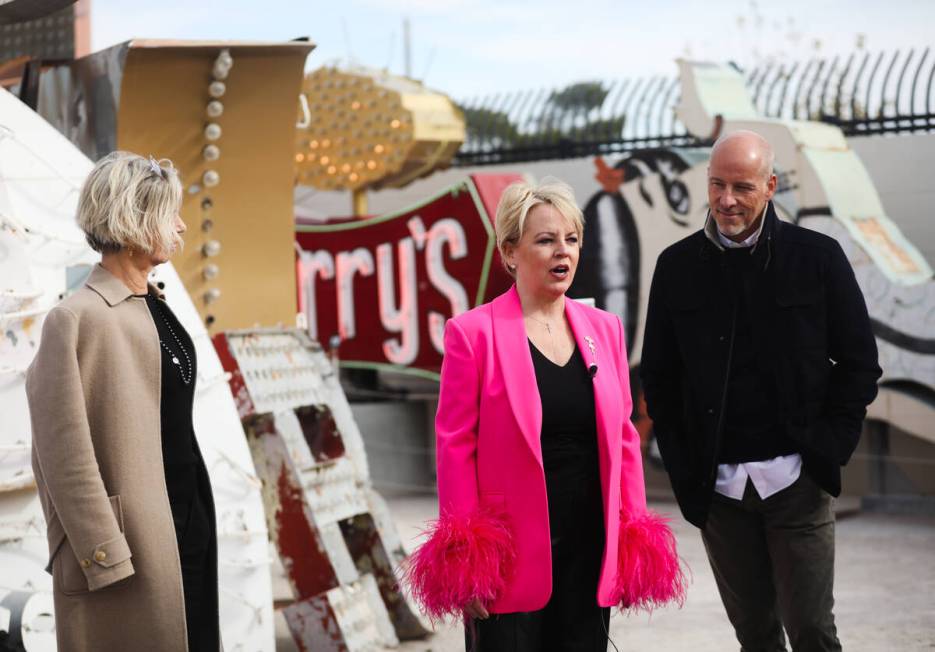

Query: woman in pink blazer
405,179,685,650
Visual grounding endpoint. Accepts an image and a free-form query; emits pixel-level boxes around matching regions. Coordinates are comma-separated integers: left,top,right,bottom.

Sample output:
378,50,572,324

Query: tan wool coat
26,264,218,652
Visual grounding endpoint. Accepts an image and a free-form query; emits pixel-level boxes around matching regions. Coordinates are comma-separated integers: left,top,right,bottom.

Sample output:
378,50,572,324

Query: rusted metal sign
213,329,430,650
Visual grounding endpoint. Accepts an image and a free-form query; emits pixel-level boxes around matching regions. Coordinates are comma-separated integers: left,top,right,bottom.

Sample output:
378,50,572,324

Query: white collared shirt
708,208,802,500
716,229,760,249
715,454,802,500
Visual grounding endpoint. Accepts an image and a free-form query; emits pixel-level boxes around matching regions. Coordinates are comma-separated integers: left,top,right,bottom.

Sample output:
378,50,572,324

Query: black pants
466,477,609,652
464,563,610,652
702,472,840,652
172,488,218,652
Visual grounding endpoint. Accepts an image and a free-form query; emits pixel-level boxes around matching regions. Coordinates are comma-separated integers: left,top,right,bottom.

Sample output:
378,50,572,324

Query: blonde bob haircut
76,151,183,255
495,177,584,277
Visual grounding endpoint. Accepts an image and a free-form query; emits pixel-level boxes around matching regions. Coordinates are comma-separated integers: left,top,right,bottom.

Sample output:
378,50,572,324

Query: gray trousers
701,471,842,652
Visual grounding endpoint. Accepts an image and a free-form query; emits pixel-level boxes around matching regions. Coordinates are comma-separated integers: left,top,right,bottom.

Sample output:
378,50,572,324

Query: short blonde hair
495,178,584,276
77,151,183,255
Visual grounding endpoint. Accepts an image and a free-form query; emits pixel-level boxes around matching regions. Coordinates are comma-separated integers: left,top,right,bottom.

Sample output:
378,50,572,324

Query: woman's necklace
525,313,553,334
149,297,193,385
525,313,561,362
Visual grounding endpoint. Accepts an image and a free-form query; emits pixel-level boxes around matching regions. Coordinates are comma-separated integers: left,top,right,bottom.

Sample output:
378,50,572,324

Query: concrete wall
844,422,935,497
351,400,437,493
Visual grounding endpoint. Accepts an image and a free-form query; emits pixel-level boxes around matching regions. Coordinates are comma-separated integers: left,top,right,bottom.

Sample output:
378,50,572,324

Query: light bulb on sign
216,49,233,69
202,144,220,161
212,49,233,80
206,101,224,118
204,123,222,141
202,240,222,257
208,81,226,98
203,288,222,304
203,170,220,187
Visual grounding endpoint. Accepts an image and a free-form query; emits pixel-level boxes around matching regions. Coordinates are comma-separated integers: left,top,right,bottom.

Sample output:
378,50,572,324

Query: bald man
641,130,881,651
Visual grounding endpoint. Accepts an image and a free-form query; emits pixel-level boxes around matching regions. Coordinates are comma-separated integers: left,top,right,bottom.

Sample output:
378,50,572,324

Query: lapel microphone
583,335,598,378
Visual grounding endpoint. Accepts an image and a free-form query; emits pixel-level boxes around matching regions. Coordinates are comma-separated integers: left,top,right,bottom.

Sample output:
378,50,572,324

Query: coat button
718,335,726,342
707,408,715,415
81,558,91,568
94,550,107,562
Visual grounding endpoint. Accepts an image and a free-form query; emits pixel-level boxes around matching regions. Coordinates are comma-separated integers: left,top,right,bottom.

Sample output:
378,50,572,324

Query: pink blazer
405,286,684,619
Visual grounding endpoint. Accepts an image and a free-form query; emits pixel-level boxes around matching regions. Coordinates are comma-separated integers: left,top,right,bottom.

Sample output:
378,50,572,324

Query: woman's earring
508,263,516,270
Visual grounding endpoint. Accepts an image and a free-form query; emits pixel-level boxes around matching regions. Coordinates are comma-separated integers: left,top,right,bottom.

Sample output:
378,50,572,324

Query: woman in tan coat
26,151,220,651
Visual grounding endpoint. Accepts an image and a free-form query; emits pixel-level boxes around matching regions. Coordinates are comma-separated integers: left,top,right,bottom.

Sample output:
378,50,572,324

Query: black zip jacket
640,202,882,527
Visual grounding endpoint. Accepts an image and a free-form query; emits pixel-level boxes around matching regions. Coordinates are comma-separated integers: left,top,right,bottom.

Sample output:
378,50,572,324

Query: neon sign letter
335,247,374,340
376,239,419,365
425,218,469,354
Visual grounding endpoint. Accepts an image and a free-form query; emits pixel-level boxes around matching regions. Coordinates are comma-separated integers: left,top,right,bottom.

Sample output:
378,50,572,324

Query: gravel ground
275,494,935,651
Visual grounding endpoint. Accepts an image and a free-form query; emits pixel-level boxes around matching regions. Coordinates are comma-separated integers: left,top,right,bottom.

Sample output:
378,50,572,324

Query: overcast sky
91,0,934,100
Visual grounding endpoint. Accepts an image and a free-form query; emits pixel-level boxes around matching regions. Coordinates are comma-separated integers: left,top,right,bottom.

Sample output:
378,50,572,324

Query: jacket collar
490,285,611,466
700,201,781,267
86,263,163,307
703,202,770,251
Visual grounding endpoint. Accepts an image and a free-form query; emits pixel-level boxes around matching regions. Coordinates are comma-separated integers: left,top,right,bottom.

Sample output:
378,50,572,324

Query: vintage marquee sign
295,174,519,377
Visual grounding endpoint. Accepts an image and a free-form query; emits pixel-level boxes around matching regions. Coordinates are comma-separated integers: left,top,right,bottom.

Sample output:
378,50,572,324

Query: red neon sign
295,174,519,377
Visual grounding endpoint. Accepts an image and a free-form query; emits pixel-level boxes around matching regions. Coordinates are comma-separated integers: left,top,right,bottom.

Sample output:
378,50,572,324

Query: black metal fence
454,48,935,166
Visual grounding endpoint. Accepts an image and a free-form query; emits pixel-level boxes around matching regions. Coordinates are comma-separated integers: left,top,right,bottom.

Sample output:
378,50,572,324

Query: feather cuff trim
402,506,515,621
614,509,687,612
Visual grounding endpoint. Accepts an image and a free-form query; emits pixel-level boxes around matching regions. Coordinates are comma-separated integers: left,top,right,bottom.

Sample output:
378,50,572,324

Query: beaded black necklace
143,294,193,385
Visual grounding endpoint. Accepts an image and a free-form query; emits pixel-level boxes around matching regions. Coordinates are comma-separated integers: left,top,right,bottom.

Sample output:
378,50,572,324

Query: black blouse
142,294,199,505
529,341,598,492
529,340,604,534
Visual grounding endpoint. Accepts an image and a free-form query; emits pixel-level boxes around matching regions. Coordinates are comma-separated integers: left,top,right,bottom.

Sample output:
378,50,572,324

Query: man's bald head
706,129,778,242
711,130,775,181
